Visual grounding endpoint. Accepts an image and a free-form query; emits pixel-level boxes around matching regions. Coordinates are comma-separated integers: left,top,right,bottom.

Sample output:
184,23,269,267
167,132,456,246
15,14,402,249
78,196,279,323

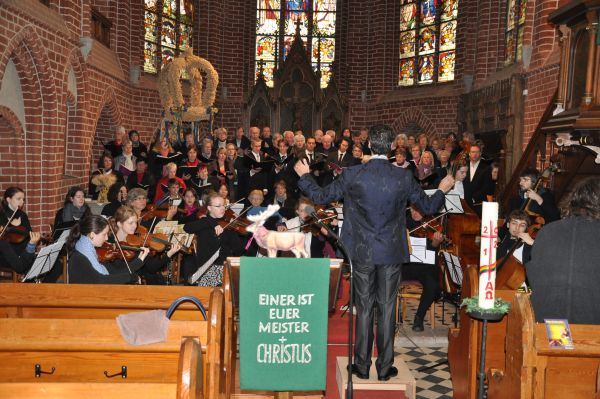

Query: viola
410,216,444,241
299,207,338,236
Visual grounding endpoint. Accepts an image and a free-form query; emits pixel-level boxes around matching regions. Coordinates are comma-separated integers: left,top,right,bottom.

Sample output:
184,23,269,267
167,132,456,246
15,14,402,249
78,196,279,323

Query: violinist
153,162,186,204
496,210,534,268
127,187,175,228
89,152,124,202
183,192,243,285
101,183,128,217
66,214,149,284
403,206,444,332
111,206,180,285
283,197,330,258
508,168,560,223
0,187,40,274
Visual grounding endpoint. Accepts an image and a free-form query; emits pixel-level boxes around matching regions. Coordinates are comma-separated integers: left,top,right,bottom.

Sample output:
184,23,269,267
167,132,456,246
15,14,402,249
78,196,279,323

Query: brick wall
0,0,567,229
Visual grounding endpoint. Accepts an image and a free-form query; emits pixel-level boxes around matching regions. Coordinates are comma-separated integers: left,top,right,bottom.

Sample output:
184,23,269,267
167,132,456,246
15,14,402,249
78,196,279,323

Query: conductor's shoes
347,364,369,379
377,366,398,381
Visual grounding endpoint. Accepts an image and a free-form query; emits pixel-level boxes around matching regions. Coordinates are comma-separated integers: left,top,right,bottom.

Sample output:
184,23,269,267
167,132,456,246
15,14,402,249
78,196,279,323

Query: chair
396,280,435,329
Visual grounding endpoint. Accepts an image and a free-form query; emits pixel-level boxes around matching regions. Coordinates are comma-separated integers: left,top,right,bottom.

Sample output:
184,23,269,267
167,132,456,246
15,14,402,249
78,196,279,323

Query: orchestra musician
66,214,149,284
496,210,534,268
508,168,561,223
183,191,243,285
526,177,600,324
403,206,444,332
295,124,455,382
0,187,40,274
111,206,180,285
283,196,333,258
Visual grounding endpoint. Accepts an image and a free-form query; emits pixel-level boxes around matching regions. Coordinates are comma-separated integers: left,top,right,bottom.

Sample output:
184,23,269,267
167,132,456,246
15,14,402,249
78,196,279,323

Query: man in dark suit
295,125,454,381
228,126,251,151
463,143,494,216
324,138,353,185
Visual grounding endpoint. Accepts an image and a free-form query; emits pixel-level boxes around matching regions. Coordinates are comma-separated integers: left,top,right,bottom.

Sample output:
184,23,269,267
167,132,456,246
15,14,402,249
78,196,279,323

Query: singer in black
295,124,455,381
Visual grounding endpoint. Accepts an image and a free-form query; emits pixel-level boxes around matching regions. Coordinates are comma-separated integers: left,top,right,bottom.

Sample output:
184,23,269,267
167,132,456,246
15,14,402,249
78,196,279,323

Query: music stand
22,234,67,283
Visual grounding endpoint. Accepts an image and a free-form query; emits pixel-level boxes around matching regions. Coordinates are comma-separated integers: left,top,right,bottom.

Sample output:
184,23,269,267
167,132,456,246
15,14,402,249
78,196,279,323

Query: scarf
62,202,88,223
75,235,109,275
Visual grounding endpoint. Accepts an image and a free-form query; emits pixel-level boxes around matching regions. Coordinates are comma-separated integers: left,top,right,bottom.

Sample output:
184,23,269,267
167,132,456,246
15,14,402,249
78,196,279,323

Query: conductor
294,124,455,381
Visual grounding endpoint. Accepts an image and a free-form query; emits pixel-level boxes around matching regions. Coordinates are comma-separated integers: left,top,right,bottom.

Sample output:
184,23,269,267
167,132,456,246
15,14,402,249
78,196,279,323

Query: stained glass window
255,0,336,88
398,0,458,86
144,0,194,74
504,0,526,65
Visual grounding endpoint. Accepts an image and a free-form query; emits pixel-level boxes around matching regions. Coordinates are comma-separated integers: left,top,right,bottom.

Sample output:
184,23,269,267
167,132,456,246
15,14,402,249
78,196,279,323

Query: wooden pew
487,292,600,399
447,265,518,399
0,288,224,399
0,283,214,320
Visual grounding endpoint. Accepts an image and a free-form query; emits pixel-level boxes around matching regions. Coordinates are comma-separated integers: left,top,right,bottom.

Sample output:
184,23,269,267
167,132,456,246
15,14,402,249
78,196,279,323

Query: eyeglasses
209,204,225,208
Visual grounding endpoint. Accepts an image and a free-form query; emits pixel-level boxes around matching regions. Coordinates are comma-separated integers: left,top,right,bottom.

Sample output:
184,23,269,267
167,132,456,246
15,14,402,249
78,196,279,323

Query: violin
218,208,251,235
95,241,138,263
410,217,444,241
299,206,337,236
0,225,51,245
130,224,192,255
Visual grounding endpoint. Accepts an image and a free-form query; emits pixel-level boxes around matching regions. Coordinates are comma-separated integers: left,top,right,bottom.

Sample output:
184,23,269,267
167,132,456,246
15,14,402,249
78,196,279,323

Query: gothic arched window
398,0,458,86
255,0,337,88
504,0,526,65
144,0,194,74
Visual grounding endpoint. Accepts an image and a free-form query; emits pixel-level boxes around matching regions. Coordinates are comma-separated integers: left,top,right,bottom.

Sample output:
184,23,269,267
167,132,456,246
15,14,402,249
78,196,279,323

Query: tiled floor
394,298,459,399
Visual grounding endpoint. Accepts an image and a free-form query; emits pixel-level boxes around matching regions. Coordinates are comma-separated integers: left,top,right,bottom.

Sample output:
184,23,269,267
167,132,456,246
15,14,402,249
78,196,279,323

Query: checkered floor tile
396,347,452,399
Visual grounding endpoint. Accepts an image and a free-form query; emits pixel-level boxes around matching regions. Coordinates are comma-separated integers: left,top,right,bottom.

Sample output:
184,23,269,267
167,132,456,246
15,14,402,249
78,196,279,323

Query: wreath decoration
158,48,219,122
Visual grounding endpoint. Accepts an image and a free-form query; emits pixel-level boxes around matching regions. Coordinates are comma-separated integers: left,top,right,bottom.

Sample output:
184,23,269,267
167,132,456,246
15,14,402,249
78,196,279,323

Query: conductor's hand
438,175,455,194
294,158,310,177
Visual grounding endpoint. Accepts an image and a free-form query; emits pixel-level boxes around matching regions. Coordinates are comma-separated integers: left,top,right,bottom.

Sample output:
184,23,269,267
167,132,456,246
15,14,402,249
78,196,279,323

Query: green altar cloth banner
239,256,330,391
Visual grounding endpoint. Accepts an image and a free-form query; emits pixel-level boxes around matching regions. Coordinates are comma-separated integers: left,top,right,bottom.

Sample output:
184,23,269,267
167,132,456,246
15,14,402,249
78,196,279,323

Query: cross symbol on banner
480,220,497,279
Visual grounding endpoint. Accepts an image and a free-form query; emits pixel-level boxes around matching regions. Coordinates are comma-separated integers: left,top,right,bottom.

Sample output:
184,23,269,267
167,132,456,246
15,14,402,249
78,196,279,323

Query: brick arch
0,26,59,228
87,87,123,170
0,107,27,190
59,48,89,179
390,107,439,138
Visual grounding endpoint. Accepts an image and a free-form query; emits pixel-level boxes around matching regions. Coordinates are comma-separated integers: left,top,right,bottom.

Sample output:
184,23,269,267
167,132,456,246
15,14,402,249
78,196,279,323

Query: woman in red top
154,162,186,204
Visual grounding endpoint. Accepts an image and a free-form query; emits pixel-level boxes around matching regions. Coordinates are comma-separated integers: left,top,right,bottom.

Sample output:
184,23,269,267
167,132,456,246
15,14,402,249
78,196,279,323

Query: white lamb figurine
246,205,308,258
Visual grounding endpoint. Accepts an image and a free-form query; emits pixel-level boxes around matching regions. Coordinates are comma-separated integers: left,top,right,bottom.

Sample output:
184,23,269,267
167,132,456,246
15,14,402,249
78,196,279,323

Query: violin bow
0,208,18,240
222,206,251,230
106,218,133,274
408,210,451,234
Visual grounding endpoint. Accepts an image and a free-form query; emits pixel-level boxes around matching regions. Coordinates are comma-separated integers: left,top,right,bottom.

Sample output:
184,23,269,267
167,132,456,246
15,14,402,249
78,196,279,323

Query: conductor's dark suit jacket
298,158,445,265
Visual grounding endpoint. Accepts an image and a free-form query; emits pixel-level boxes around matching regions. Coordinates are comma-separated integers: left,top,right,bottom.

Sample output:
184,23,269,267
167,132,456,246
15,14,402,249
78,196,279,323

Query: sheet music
229,203,244,216
513,245,524,263
424,189,464,214
22,234,68,282
442,251,463,285
409,236,436,264
154,221,194,248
